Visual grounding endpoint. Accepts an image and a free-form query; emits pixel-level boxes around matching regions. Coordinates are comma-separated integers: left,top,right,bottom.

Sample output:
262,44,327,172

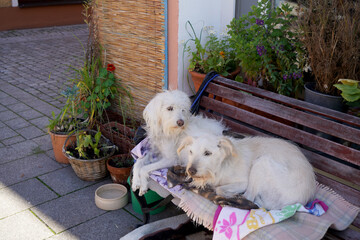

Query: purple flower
256,19,264,26
256,45,266,56
283,74,288,80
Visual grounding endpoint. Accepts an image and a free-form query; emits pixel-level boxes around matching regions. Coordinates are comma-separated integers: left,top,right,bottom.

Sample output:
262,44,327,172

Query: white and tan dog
132,90,225,195
178,135,316,210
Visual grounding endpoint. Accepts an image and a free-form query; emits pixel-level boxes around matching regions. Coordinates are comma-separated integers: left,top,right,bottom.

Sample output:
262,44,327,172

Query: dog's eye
204,150,212,156
167,106,173,111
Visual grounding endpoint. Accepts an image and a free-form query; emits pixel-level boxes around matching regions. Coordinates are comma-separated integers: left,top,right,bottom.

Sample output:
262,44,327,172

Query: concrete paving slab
1,96,19,106
8,102,32,112
11,139,42,157
32,134,53,151
0,153,62,187
0,104,7,112
0,146,18,164
0,110,18,121
1,135,26,146
31,181,111,233
0,210,55,240
30,116,51,131
49,208,141,240
4,117,31,130
0,178,58,219
38,166,104,196
0,126,18,140
17,125,45,139
17,109,44,120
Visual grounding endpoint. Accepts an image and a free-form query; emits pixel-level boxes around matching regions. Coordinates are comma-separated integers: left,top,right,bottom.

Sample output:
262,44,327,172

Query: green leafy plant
227,0,305,97
334,79,360,108
185,21,239,76
75,130,102,159
47,85,86,133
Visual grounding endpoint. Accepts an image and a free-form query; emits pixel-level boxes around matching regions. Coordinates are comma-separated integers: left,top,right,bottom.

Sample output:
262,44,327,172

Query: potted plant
227,0,305,98
106,153,134,185
63,129,116,181
298,0,360,111
47,86,86,164
334,79,360,116
184,21,240,93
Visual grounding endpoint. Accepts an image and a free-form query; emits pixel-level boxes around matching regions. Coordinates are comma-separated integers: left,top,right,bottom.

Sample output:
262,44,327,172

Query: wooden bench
136,75,359,239
197,75,360,239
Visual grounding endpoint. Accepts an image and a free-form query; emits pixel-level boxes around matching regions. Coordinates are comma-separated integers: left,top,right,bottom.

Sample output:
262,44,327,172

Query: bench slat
212,76,360,127
206,83,360,145
200,97,360,167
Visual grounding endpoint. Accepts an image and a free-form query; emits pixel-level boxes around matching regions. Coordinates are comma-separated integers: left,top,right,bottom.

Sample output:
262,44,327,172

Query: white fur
132,90,225,195
179,135,317,210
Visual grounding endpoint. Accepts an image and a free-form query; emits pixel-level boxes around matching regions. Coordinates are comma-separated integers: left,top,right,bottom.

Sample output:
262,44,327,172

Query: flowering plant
74,58,132,127
185,21,238,77
227,0,305,97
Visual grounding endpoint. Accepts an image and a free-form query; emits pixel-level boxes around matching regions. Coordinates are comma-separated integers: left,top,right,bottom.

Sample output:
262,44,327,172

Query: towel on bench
148,169,359,240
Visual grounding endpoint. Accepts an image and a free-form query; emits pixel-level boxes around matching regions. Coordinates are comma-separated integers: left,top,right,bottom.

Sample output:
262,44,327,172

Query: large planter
304,82,345,112
106,154,133,185
48,131,76,164
63,130,116,181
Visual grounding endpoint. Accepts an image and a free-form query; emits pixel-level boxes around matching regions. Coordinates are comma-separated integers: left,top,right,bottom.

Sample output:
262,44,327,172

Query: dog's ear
177,136,193,156
218,137,236,158
143,94,162,135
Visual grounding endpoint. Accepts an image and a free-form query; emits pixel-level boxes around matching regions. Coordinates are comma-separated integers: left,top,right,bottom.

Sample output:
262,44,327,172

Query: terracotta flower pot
48,131,76,164
189,68,241,92
106,154,133,185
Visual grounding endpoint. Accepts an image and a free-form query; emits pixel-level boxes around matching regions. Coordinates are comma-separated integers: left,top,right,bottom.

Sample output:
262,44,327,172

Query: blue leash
190,71,219,114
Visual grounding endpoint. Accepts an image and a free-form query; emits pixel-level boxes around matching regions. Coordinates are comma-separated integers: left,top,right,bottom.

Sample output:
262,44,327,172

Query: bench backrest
198,76,360,238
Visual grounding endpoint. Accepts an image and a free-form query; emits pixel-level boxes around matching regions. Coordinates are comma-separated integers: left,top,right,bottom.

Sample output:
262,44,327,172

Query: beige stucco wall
0,0,11,7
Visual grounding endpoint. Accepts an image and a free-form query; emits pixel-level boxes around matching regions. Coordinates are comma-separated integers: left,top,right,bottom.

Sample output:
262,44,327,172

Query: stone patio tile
0,126,18,140
8,102,31,112
17,109,44,120
0,178,58,219
38,166,103,196
4,117,31,130
0,210,54,240
16,125,45,139
30,116,50,131
0,104,7,112
2,135,25,146
49,208,141,240
0,91,9,99
1,96,19,106
31,181,110,233
0,153,62,187
0,147,18,164
0,110,18,121
11,139,41,157
32,134,53,151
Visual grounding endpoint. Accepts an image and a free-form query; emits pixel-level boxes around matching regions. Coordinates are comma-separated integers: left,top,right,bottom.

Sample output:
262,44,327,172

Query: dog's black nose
177,119,184,127
188,167,197,176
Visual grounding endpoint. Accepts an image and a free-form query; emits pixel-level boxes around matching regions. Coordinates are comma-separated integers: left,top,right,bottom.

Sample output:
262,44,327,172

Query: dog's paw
131,177,141,192
138,185,148,196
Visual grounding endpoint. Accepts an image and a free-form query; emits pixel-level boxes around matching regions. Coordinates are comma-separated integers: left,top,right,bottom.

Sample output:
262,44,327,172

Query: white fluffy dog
178,135,317,210
132,90,225,195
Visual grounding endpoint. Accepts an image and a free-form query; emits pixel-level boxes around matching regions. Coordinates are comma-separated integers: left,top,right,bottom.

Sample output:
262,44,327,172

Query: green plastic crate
127,177,166,215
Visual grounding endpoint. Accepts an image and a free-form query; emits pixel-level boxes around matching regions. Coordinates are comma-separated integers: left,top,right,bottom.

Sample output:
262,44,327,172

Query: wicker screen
94,0,166,121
